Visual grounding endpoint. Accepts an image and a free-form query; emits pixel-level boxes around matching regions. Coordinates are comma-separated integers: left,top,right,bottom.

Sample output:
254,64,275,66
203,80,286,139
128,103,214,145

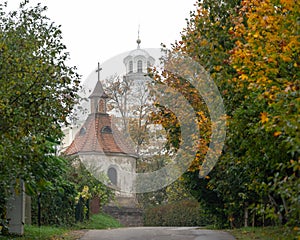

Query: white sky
7,0,196,81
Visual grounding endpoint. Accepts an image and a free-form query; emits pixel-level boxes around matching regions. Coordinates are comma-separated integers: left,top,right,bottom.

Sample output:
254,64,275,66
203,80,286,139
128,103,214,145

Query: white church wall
79,153,136,197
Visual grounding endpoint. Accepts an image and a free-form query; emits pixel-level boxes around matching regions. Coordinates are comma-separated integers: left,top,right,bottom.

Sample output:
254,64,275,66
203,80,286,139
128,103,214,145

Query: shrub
31,181,77,226
144,199,212,226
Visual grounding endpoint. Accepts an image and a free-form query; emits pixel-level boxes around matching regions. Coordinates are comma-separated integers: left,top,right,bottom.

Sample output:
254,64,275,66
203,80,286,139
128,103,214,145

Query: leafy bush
30,158,114,226
144,199,212,226
31,182,77,226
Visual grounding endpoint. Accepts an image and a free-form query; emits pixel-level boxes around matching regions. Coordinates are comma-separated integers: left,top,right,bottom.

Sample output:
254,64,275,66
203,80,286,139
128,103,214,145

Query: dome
128,48,151,58
123,48,155,65
123,37,155,74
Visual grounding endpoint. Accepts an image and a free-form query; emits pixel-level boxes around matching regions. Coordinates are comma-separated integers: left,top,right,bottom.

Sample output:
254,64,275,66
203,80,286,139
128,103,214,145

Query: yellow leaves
280,54,292,62
263,57,276,64
293,226,299,232
235,40,243,47
228,27,234,35
76,185,91,203
200,39,208,46
288,37,300,50
214,65,222,72
253,32,259,38
231,0,299,106
239,74,249,81
274,131,282,137
280,0,294,10
260,112,269,123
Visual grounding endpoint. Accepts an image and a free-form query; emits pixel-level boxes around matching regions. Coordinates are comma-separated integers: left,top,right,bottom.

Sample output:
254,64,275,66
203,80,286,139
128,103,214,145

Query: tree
104,75,132,137
155,0,299,229
0,0,80,183
228,0,300,227
150,0,241,227
0,0,80,231
104,74,163,156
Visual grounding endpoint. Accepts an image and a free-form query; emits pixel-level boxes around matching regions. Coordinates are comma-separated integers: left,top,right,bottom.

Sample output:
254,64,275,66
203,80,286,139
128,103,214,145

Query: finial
137,25,141,49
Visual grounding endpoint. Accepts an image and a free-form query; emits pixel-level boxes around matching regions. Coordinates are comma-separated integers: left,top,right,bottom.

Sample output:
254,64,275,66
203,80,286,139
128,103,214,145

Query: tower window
108,167,117,185
147,61,151,70
129,61,133,73
98,99,105,113
137,60,143,73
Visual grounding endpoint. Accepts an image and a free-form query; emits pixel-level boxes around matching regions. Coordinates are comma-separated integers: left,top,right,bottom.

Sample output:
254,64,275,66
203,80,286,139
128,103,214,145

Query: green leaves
0,1,81,225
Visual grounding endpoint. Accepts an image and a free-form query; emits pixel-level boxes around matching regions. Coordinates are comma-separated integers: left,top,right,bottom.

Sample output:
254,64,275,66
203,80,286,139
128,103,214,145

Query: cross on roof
96,62,102,82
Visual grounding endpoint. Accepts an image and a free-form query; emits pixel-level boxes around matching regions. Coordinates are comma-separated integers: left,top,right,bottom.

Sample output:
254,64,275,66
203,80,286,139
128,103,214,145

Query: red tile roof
64,113,136,157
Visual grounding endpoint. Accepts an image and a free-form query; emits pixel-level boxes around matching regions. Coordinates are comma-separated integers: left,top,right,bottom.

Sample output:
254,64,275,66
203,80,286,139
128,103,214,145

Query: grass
227,226,300,240
0,213,122,240
0,225,70,240
76,212,122,230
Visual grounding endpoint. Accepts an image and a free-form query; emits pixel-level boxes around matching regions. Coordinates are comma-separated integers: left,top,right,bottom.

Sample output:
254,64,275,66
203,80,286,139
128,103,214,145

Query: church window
108,167,117,185
137,60,143,73
98,99,105,113
129,61,133,73
101,126,112,134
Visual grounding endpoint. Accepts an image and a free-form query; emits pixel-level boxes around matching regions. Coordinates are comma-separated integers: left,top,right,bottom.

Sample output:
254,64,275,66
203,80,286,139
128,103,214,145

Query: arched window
98,99,105,113
107,167,117,185
147,61,151,70
129,61,133,73
101,126,112,134
137,60,143,73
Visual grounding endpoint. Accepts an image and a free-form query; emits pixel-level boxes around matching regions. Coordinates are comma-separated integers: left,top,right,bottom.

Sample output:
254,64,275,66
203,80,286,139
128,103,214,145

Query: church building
64,36,156,226
64,78,138,202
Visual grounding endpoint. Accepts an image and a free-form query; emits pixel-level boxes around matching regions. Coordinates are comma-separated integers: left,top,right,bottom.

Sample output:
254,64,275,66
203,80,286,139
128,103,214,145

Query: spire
136,25,141,49
89,80,107,99
90,61,107,99
89,62,108,114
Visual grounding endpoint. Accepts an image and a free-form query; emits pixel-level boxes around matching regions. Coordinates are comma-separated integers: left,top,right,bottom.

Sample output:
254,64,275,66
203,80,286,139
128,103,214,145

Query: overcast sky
8,0,196,80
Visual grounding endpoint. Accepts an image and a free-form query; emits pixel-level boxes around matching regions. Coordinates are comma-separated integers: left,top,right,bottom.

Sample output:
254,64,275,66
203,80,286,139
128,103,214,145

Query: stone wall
103,206,143,227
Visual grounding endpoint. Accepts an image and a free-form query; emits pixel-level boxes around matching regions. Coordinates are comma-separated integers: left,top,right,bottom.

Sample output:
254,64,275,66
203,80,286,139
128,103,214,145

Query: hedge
144,199,212,226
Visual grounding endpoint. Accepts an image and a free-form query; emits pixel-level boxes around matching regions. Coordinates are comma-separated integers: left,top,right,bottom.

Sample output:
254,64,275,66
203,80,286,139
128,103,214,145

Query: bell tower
89,62,108,114
123,30,155,77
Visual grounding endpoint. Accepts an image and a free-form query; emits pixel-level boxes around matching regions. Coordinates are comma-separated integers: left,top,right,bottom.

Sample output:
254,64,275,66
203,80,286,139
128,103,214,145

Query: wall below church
103,206,143,227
